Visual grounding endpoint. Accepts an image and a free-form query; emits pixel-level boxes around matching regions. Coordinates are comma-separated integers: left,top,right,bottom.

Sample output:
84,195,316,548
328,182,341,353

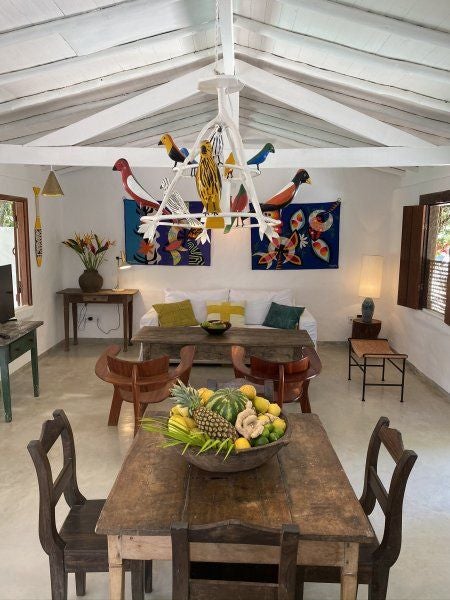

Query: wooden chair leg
299,382,311,413
295,568,305,600
131,560,145,600
145,560,153,593
75,571,86,596
369,567,390,600
108,388,123,426
49,556,67,600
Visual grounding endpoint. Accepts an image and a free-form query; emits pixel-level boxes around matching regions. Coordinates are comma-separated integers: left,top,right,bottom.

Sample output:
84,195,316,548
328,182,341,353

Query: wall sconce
114,251,131,291
358,255,383,323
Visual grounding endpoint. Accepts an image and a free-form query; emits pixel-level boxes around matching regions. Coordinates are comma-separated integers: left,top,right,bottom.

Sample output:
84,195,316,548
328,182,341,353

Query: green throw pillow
262,302,305,330
153,299,198,327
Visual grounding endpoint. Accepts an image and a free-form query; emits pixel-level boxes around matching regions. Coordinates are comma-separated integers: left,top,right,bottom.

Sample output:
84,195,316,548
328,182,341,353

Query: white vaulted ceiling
0,0,449,163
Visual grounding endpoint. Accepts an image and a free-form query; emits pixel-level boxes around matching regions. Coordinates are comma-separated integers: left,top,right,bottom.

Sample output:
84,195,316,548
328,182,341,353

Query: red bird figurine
260,169,311,212
113,158,161,210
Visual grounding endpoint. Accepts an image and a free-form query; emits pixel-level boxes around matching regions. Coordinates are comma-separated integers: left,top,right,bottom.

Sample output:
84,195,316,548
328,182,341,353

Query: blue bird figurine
247,143,275,172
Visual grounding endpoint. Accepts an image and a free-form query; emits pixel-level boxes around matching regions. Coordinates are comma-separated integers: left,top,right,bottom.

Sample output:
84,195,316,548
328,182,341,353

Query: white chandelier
138,74,280,244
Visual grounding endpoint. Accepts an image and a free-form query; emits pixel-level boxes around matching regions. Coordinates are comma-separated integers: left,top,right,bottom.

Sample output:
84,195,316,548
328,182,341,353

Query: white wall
384,167,450,393
0,165,64,373
59,166,398,341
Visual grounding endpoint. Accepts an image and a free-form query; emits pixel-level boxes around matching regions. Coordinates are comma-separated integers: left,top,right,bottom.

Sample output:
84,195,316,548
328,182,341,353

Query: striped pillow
206,301,245,326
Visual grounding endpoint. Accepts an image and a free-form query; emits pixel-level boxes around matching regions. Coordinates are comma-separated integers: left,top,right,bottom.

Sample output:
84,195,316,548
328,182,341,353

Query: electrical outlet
348,316,354,323
87,316,94,321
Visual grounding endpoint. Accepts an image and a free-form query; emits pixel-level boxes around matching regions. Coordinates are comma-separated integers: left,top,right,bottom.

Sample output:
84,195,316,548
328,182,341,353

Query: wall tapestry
251,200,341,270
124,199,211,266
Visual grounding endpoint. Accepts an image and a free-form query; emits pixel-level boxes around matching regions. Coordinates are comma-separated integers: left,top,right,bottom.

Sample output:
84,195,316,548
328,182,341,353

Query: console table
0,320,43,422
56,289,138,352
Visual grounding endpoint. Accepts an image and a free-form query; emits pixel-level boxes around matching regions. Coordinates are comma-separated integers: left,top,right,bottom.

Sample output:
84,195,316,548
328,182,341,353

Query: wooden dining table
96,412,375,600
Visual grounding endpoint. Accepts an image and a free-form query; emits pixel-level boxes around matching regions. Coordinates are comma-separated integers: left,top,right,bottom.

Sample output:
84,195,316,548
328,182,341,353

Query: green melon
206,388,247,424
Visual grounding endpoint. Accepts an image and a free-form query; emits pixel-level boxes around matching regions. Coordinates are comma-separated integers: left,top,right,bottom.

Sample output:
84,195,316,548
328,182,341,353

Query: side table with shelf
351,318,381,339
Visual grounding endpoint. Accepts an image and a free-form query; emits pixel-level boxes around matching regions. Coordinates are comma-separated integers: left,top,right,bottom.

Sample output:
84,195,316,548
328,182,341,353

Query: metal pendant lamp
42,169,64,197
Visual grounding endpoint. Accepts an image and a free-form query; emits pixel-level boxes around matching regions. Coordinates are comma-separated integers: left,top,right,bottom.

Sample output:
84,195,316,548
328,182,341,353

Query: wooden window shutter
397,205,426,309
445,271,450,325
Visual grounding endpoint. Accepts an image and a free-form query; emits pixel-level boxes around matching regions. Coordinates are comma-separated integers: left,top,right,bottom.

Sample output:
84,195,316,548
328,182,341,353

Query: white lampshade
359,255,383,298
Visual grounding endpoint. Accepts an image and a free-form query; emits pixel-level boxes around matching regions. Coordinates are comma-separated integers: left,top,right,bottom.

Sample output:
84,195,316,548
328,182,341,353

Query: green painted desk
0,320,43,422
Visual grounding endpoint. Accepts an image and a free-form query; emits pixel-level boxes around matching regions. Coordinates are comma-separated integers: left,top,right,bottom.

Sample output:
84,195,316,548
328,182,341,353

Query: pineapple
170,381,238,441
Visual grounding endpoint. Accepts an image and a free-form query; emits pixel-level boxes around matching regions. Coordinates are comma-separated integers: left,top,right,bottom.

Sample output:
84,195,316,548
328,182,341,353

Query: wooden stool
348,338,408,402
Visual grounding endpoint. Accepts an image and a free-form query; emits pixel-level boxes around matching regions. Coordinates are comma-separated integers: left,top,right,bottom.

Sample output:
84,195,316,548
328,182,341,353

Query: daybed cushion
153,299,197,327
206,301,245,326
164,289,228,323
263,302,305,330
229,289,293,325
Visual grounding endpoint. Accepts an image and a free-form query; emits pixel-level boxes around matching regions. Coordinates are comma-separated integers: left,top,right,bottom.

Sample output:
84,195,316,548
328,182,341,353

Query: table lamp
114,251,131,291
358,255,383,323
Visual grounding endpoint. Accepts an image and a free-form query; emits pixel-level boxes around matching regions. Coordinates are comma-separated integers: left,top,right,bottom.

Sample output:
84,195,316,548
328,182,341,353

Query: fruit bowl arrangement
200,320,231,335
141,382,289,473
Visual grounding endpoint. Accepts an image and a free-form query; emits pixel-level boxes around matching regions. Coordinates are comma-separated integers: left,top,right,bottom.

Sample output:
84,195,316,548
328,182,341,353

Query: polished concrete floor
1,339,449,600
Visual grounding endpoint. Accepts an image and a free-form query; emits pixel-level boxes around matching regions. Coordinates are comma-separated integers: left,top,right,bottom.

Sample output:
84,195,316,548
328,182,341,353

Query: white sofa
139,288,318,345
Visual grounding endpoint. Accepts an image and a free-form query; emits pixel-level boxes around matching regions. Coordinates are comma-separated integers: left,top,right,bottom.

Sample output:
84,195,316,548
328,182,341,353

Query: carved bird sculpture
224,151,235,178
246,143,275,171
113,158,161,210
261,169,311,212
224,184,248,233
195,140,223,228
158,133,188,167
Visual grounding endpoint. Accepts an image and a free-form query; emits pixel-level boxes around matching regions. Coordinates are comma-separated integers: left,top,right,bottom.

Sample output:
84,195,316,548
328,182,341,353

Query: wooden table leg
30,330,39,397
122,299,129,353
108,535,124,600
341,542,359,600
72,302,78,345
128,299,133,346
0,348,11,422
63,297,70,351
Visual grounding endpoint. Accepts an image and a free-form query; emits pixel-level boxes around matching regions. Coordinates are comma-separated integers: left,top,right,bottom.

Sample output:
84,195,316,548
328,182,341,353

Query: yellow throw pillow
153,300,198,327
206,301,245,326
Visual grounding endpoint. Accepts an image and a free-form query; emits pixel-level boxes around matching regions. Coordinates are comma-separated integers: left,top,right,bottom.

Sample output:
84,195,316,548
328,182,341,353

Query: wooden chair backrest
107,353,170,391
171,520,299,600
360,417,417,568
27,409,85,557
250,355,310,381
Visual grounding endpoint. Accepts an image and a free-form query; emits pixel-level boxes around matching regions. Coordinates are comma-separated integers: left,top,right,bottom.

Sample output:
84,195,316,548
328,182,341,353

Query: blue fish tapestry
124,199,211,266
251,200,341,270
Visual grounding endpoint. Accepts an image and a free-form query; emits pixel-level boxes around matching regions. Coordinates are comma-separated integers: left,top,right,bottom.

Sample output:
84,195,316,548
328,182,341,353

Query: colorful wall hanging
33,186,42,267
124,199,211,266
251,200,341,270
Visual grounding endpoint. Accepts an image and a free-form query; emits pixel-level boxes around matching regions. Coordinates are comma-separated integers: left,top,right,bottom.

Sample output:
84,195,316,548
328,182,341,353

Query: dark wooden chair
296,416,417,600
171,520,300,600
95,344,195,434
231,345,321,411
27,409,149,600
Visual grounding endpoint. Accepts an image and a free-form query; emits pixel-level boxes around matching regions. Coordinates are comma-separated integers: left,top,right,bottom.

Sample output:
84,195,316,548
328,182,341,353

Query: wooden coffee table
132,326,314,363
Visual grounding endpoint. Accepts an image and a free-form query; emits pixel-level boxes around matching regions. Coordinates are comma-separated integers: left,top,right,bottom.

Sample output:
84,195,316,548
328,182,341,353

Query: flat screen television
0,265,15,323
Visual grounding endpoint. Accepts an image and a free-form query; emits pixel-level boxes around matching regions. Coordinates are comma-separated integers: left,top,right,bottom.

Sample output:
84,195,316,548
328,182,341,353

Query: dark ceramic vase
79,269,103,293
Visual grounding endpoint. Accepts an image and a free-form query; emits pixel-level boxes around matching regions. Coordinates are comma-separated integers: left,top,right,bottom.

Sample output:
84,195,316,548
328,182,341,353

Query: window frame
0,193,32,306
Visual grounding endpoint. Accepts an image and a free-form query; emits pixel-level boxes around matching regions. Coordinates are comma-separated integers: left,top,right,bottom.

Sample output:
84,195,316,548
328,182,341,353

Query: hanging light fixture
42,167,64,197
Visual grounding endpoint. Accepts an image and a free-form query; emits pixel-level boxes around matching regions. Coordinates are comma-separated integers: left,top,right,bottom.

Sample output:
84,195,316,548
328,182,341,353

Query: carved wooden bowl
174,413,291,473
200,320,231,335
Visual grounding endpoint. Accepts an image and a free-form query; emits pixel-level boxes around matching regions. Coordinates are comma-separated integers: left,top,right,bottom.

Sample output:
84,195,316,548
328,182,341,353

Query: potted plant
62,233,115,292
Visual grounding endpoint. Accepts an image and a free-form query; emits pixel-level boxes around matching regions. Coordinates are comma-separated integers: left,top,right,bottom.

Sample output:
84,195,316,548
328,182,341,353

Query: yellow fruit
178,406,190,418
168,415,189,433
267,403,281,417
184,416,196,430
170,405,182,416
253,396,270,414
198,388,215,405
257,414,270,423
234,437,251,451
239,384,257,401
272,417,286,432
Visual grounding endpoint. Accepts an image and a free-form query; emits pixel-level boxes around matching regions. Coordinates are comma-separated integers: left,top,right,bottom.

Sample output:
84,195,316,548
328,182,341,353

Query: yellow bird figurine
224,151,235,178
195,140,224,228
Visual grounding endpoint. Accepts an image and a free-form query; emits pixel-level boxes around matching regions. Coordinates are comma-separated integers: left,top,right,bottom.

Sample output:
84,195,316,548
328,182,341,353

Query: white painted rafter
0,144,449,168
236,60,434,148
27,64,214,147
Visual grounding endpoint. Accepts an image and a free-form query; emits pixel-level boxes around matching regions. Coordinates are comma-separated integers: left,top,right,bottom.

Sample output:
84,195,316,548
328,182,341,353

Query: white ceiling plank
236,60,434,147
234,16,450,87
26,64,214,146
218,0,235,75
280,0,450,49
1,144,449,168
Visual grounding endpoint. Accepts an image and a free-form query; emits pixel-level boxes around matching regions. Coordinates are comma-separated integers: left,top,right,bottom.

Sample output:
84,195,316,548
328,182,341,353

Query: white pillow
229,289,293,325
164,289,228,323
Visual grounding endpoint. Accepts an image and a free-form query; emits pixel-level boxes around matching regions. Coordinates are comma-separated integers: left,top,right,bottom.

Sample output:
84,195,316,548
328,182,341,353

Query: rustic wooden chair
171,520,300,600
95,344,195,434
296,416,417,600
231,345,321,411
27,409,148,600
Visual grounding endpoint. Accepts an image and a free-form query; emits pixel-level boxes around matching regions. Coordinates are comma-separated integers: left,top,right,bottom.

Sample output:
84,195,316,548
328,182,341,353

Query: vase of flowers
62,233,115,293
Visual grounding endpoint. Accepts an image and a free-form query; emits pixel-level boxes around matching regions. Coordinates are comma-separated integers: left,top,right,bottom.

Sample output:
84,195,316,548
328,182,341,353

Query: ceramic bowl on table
173,413,290,473
200,320,231,335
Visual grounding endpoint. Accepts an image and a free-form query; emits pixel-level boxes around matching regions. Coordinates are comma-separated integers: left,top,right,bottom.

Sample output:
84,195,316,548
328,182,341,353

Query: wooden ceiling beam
236,60,434,147
279,0,450,49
